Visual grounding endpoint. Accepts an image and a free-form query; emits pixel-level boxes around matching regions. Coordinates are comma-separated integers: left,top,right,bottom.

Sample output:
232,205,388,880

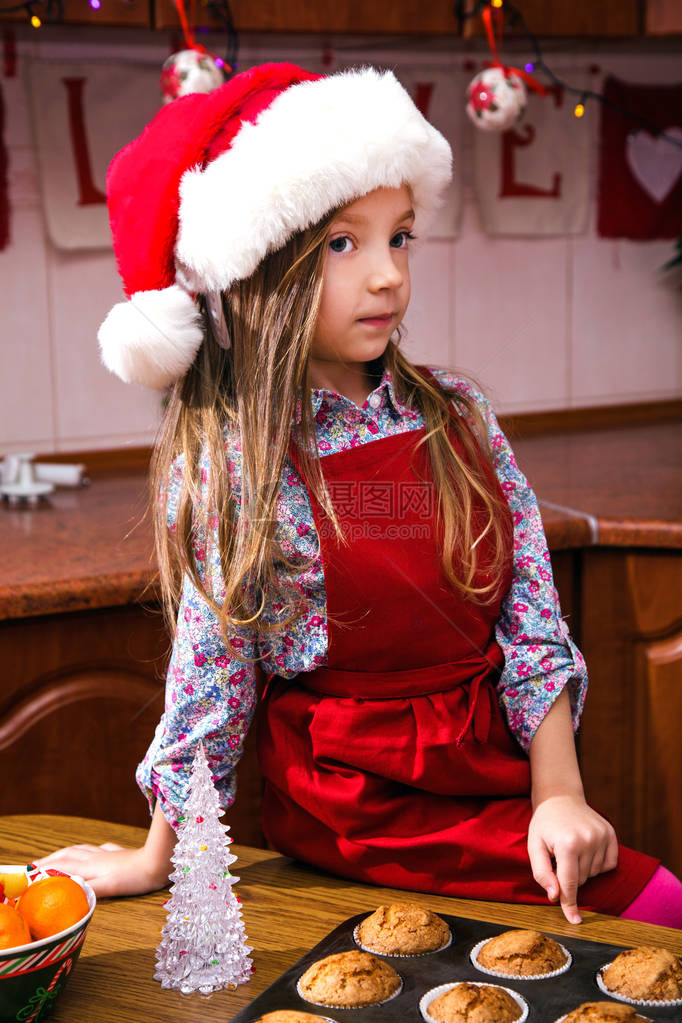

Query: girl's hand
33,843,170,898
527,795,619,924
34,802,177,898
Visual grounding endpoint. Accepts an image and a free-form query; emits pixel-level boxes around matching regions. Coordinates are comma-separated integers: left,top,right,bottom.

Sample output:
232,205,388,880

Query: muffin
298,950,401,1008
423,982,525,1023
474,929,569,978
252,1013,336,1023
600,946,682,1002
355,902,450,955
561,1003,652,1023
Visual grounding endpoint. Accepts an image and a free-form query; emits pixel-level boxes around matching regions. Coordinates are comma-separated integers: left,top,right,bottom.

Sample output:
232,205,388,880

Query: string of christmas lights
454,0,682,149
2,0,64,29
3,0,239,69
202,0,238,71
3,0,678,150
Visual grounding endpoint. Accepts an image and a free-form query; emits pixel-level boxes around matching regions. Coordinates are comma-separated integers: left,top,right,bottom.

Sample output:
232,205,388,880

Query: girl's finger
587,845,607,880
35,843,125,866
578,849,596,885
556,851,582,924
528,834,559,901
604,831,619,873
35,846,98,864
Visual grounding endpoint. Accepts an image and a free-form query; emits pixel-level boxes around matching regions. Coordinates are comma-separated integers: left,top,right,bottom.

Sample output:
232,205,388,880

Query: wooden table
1,815,680,1022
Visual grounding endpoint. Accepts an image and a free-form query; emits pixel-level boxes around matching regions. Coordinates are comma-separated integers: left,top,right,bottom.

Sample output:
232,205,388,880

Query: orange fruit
16,877,89,941
0,902,31,949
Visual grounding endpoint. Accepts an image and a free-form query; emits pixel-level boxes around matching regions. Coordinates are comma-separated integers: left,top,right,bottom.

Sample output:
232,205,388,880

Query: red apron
257,368,658,913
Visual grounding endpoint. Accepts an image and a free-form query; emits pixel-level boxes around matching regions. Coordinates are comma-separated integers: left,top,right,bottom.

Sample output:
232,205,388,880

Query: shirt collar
294,366,411,424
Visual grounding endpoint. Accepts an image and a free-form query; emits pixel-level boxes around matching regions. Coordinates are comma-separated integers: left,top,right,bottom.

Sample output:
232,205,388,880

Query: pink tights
619,865,682,928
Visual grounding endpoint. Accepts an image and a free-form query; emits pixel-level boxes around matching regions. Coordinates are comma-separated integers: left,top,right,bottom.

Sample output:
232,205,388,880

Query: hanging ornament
160,0,229,103
466,3,546,133
466,66,526,132
161,49,226,104
154,742,253,994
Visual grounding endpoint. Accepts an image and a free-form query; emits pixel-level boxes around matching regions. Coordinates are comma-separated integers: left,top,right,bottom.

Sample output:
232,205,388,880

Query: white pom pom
98,284,204,389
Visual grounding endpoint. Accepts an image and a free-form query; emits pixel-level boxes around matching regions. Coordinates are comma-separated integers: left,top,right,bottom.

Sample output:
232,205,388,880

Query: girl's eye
390,230,416,249
329,236,353,254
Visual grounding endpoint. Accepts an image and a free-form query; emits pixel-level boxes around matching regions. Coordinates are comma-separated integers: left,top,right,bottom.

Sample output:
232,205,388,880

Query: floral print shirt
136,366,588,827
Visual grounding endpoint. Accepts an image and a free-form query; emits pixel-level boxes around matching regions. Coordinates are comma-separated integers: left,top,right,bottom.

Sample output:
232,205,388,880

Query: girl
38,62,682,927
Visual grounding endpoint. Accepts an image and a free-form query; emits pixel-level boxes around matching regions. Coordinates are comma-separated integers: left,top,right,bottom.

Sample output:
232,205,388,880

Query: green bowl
0,866,96,1022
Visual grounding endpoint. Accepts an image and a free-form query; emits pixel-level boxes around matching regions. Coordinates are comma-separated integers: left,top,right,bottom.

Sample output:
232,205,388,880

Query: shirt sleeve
135,572,258,829
135,447,258,829
442,373,588,753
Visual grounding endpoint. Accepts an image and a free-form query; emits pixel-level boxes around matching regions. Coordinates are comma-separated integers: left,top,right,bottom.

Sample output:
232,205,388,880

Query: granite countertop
513,419,682,549
0,473,155,620
1,419,680,620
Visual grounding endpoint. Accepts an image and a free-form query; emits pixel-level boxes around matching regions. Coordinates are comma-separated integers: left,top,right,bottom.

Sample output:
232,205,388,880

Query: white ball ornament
161,49,226,104
465,66,527,132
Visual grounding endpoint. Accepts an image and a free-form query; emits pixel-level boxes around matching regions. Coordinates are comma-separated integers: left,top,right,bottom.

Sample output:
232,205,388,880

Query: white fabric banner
332,60,464,238
26,59,463,248
473,77,592,236
26,60,162,250
392,68,464,238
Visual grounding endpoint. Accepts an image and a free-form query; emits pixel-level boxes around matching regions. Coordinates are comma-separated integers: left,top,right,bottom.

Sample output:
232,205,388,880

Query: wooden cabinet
154,0,641,35
550,545,682,877
0,0,651,37
646,0,682,34
154,0,461,34
0,603,266,848
478,0,640,37
577,550,682,875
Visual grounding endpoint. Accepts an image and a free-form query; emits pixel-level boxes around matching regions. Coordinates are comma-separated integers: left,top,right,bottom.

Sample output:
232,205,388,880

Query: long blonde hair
151,210,512,664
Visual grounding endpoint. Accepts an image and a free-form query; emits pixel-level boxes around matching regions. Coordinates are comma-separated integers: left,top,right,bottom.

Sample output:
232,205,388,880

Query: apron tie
266,661,495,749
266,654,499,749
455,670,493,747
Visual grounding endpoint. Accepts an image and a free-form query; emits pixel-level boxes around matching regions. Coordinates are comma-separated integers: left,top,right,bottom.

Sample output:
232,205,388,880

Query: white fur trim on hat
176,67,452,292
98,284,203,389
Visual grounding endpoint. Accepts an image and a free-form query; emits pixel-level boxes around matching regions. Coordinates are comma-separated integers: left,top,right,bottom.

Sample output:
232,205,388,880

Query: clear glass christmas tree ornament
154,742,253,994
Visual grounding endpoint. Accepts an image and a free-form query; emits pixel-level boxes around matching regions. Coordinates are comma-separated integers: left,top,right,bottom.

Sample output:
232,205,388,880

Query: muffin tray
228,913,681,1022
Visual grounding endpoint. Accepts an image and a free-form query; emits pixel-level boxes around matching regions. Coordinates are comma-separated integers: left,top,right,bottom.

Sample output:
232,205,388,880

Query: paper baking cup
419,980,528,1023
596,962,682,1008
556,1014,654,1023
251,1016,339,1023
470,937,572,980
296,974,403,1011
353,922,452,957
553,1015,653,1023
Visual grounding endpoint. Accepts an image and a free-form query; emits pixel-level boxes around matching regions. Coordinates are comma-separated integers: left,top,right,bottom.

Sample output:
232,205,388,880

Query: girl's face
310,186,413,384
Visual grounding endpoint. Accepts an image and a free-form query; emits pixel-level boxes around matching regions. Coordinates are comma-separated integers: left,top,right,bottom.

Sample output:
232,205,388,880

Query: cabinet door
154,0,462,33
646,0,682,34
463,0,639,36
0,606,165,827
0,605,266,848
579,550,682,875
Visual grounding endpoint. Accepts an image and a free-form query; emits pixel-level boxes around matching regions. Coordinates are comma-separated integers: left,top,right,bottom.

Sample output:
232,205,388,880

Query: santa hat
98,61,452,390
